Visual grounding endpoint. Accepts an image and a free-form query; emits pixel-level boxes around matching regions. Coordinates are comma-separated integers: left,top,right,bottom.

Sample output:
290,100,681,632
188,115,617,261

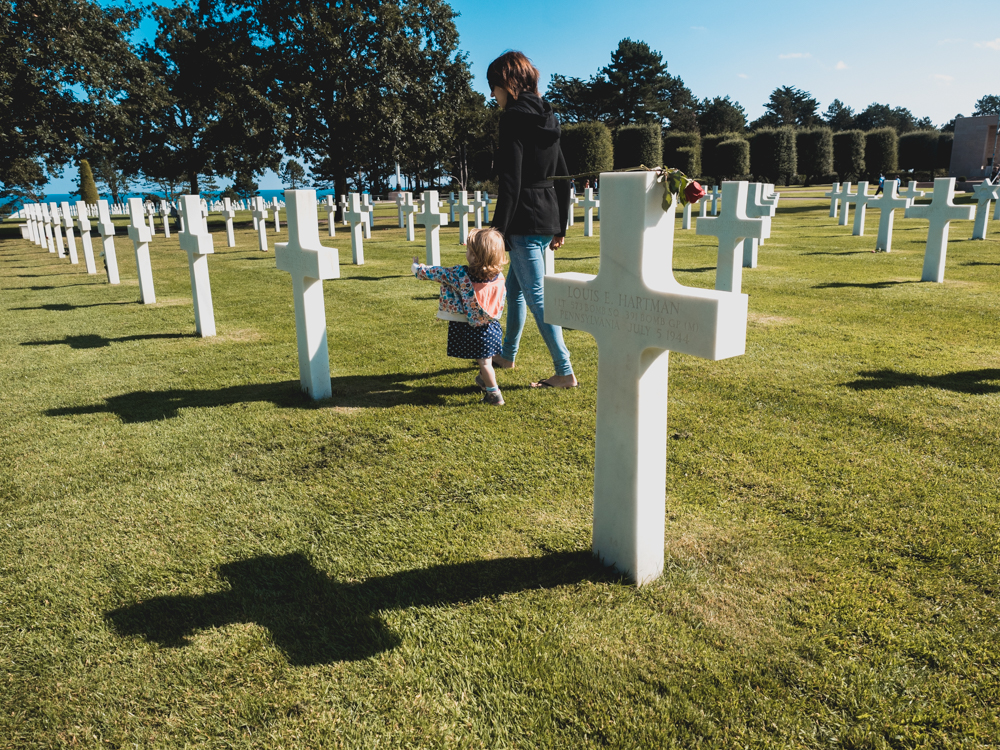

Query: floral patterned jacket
413,263,506,327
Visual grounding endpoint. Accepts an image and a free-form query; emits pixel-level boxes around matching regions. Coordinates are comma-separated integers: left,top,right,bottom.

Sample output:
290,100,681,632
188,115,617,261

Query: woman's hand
550,236,565,250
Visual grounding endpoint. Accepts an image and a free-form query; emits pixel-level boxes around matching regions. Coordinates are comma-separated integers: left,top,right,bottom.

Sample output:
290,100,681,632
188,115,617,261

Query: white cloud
835,61,848,70
974,38,1000,50
738,73,749,79
778,52,811,59
933,74,955,82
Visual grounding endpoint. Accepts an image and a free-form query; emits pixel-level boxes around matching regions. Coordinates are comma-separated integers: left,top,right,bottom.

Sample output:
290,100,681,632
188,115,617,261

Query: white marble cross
824,182,841,218
697,190,711,218
844,181,874,236
473,191,487,229
905,178,976,283
49,202,66,257
146,203,157,237
60,202,80,265
177,194,217,337
220,197,237,247
400,192,417,242
338,194,348,225
836,182,854,226
127,198,156,303
252,197,269,251
483,193,491,223
415,190,448,265
447,192,457,223
74,200,97,274
38,204,54,253
971,178,1000,240
543,171,749,585
24,204,37,245
710,185,720,215
273,201,282,233
324,195,337,237
682,201,693,230
455,190,475,244
96,200,120,284
275,189,341,400
900,181,925,204
581,188,600,237
741,183,775,268
360,195,373,239
344,193,366,264
867,180,910,252
696,181,765,292
394,192,406,228
160,200,172,238
568,188,577,227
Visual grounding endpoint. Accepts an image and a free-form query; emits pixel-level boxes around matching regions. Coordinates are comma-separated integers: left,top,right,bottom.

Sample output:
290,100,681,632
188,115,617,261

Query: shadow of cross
105,551,611,666
543,171,748,586
844,368,1000,394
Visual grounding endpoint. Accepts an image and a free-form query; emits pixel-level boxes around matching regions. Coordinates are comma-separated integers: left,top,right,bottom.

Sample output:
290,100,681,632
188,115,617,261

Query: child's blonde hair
466,227,507,278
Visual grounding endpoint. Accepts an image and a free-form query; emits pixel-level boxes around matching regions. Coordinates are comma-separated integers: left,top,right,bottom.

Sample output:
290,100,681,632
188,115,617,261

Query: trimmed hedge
898,131,940,172
614,123,662,171
716,139,750,179
78,159,99,205
701,132,743,180
864,128,898,179
663,132,701,176
833,130,866,180
749,127,797,185
936,132,954,171
796,128,833,182
561,122,614,181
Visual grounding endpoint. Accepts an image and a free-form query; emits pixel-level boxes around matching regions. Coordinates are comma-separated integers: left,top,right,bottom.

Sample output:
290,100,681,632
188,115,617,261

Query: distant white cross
273,200,282,233
483,193,491,223
697,190,711,218
177,194,217,337
49,202,66,257
824,182,841,218
415,190,448,265
695,181,765,293
160,200,172,238
220,197,237,247
905,177,975,283
324,195,337,237
900,181,925,204
455,191,475,244
75,200,97,274
836,182,854,227
394,192,406,228
581,188,600,237
127,198,156,303
275,189,341,400
543,171,749,585
96,200,120,284
741,183,775,269
682,200,693,230
400,192,417,242
568,187,577,226
252,197,269,251
360,194,373,238
447,192,457,223
338,194,348,226
146,203,157,237
844,181,874,236
867,180,910,252
472,191,487,229
60,202,80,265
344,193,366,264
710,184,720,215
971,178,1000,240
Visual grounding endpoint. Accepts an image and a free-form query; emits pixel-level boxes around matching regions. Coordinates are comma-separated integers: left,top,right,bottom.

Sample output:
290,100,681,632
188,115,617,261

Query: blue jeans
502,235,574,376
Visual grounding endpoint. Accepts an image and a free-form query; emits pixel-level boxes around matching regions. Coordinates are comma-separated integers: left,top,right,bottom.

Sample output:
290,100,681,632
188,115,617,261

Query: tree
796,128,834,183
663,132,700,176
701,133,744,182
545,39,697,130
833,130,865,181
823,99,855,131
137,0,284,195
864,128,898,179
561,122,614,181
751,86,819,129
92,157,134,205
613,123,662,170
231,171,258,201
78,160,100,204
898,131,939,172
281,160,307,189
973,95,1000,117
749,128,797,184
698,96,747,135
0,0,141,201
854,103,919,134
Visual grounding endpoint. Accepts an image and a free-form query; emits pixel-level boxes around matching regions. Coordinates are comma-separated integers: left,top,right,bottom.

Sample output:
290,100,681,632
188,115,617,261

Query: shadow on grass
45,368,485,421
12,301,132,312
803,251,874,256
844,368,1000,394
674,266,716,273
15,271,82,277
105,550,614,665
341,275,411,281
813,280,918,289
775,204,825,215
963,260,1000,266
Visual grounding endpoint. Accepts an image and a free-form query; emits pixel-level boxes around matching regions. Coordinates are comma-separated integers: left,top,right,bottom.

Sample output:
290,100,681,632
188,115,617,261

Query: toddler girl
413,227,507,405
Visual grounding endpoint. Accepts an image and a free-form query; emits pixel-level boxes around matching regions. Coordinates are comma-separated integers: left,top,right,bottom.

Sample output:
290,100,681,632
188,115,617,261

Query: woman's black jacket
490,92,571,239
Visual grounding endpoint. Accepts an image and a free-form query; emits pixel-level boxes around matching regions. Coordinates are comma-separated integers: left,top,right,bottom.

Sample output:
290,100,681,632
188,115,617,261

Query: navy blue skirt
447,320,503,360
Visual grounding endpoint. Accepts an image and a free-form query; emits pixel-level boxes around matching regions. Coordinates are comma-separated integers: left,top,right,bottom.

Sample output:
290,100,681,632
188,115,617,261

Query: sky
43,0,998,194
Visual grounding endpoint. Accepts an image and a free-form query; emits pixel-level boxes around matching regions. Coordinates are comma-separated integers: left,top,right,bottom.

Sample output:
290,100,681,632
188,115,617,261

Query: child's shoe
481,387,504,406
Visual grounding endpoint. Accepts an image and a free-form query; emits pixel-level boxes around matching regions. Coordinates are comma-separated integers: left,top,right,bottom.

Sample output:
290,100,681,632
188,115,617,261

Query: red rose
684,180,706,203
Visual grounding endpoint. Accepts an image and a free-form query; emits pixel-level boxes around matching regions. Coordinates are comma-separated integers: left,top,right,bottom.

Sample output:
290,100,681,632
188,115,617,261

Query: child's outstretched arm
412,258,462,290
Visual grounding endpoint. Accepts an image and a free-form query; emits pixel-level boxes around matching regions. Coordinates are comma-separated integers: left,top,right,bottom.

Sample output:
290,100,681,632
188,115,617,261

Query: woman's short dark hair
486,51,540,99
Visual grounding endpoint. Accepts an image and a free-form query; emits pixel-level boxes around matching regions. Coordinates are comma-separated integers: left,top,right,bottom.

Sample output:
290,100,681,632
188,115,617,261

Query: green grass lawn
1,196,998,748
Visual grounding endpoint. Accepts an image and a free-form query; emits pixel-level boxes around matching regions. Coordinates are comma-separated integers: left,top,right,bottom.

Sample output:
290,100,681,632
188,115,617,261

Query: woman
487,51,577,389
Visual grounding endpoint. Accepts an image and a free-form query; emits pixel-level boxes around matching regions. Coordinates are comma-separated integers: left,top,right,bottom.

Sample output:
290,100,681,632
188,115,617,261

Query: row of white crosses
445,191,490,229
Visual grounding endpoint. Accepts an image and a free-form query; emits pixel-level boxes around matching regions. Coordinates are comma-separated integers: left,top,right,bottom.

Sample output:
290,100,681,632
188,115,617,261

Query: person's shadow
105,551,614,665
844,368,1000,394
